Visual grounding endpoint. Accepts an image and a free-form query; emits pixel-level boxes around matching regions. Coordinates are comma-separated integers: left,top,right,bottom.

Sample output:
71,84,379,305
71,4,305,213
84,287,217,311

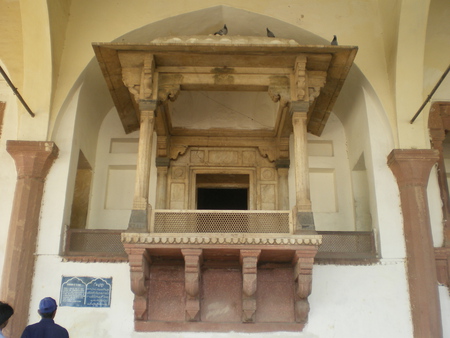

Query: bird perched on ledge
331,35,338,45
266,28,275,37
214,24,228,36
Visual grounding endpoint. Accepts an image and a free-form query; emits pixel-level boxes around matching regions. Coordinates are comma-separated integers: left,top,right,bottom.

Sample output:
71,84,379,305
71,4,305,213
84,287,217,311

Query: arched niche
52,5,393,239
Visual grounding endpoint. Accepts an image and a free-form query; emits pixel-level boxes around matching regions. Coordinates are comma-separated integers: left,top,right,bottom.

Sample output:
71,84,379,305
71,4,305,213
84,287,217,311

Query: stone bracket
293,249,316,324
240,250,261,322
125,247,151,320
182,249,203,322
435,247,450,288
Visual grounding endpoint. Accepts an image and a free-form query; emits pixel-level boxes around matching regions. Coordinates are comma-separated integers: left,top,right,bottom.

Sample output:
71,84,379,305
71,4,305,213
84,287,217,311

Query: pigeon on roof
214,24,228,36
331,35,338,45
266,28,275,38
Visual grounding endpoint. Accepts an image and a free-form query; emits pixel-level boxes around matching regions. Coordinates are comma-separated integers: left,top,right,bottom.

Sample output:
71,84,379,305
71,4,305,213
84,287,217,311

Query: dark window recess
197,188,248,210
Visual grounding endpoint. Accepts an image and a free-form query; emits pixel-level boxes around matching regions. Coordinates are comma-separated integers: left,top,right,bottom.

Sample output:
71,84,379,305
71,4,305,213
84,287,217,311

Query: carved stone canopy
93,36,357,158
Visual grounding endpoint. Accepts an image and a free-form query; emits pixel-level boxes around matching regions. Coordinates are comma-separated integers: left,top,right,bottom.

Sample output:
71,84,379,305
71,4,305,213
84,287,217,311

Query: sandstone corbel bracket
435,247,450,289
293,248,316,323
122,233,321,332
125,247,151,320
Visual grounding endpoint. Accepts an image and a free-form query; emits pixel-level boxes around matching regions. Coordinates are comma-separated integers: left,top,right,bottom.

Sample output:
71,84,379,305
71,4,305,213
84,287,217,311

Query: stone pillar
290,101,314,231
388,149,442,338
240,250,261,322
276,159,290,210
128,101,157,231
293,248,316,324
1,140,58,337
429,105,450,246
182,249,202,322
155,157,170,209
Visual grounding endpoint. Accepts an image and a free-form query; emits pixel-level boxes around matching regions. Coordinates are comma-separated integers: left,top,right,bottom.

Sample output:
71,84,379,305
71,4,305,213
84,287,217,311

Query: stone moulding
121,233,322,246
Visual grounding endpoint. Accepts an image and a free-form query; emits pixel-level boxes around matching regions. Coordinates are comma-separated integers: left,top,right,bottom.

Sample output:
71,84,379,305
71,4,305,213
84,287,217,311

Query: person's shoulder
54,323,69,337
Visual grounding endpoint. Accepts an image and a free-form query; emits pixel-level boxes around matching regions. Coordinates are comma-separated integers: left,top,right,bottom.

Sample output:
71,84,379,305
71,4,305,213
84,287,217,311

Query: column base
294,211,315,232
128,209,148,232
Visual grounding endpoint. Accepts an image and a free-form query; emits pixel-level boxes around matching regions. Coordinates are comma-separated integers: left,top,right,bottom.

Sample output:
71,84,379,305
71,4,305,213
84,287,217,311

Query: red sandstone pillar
388,149,442,338
0,140,58,337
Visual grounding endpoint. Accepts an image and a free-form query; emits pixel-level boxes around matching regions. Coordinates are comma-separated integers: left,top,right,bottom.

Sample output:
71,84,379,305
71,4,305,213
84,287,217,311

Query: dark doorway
197,188,248,210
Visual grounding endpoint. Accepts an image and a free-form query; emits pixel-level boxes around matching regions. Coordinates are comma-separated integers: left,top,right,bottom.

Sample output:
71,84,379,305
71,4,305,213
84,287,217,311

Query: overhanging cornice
93,36,357,137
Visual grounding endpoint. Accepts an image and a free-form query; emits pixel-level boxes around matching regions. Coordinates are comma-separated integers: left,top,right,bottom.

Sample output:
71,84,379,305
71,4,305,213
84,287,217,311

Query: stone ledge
121,232,322,246
135,321,305,333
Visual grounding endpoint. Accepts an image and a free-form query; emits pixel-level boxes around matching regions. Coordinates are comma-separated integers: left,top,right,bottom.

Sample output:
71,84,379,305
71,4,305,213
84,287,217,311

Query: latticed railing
151,210,291,233
63,217,377,261
316,231,376,259
64,229,127,259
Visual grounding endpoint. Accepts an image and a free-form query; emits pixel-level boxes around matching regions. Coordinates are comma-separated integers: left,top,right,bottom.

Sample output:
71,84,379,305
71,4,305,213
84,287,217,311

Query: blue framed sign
60,276,112,308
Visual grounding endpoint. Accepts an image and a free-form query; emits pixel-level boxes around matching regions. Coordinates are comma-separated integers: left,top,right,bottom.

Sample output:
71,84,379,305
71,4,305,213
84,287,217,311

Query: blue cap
39,297,57,314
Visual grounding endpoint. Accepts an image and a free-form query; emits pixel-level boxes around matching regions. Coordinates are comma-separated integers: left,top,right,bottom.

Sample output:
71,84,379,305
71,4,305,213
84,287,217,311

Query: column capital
6,140,59,179
289,101,309,116
388,149,439,187
139,99,157,112
155,157,170,167
275,158,290,169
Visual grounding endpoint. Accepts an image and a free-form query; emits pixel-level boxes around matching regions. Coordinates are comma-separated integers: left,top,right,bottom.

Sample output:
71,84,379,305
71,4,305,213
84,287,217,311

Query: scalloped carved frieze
121,233,322,246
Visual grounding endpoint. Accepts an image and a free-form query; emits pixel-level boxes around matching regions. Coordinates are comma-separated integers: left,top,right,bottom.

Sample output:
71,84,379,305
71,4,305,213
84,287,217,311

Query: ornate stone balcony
121,209,322,332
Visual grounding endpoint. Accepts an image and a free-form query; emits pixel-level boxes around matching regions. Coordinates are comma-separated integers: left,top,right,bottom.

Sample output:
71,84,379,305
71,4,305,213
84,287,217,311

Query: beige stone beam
157,66,291,75
388,149,442,338
159,73,280,90
1,141,58,337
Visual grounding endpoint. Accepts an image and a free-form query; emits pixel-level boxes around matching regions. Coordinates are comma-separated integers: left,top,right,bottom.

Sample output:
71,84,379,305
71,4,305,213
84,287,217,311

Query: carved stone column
276,159,290,210
388,149,442,338
240,250,261,322
293,248,316,324
290,101,314,231
155,157,170,209
125,247,151,321
182,249,203,321
128,101,157,231
1,140,58,337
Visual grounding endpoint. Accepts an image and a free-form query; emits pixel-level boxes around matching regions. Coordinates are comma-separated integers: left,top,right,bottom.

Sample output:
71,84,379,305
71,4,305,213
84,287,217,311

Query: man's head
0,301,14,329
38,297,57,319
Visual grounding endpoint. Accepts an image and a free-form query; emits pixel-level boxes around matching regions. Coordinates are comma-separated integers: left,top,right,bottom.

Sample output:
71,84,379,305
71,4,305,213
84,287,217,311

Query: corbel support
126,247,151,320
182,249,203,322
240,250,261,322
292,55,308,102
120,54,155,103
140,54,155,100
308,71,327,103
158,74,182,102
268,76,290,105
293,249,316,324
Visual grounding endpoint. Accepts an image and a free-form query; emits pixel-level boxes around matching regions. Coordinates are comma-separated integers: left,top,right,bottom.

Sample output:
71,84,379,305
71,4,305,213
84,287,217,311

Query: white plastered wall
0,66,19,288
86,109,152,230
